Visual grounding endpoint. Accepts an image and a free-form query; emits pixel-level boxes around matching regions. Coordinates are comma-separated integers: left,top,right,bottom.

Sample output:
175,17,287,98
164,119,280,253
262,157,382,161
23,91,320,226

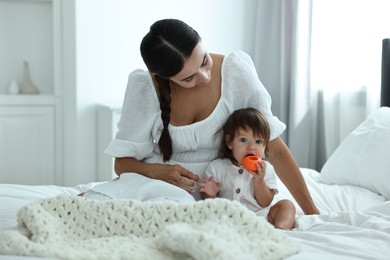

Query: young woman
198,108,296,229
87,18,319,215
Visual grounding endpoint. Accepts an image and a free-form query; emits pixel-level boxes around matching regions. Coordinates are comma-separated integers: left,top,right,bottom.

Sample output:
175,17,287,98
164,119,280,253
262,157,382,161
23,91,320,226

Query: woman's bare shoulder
210,53,224,68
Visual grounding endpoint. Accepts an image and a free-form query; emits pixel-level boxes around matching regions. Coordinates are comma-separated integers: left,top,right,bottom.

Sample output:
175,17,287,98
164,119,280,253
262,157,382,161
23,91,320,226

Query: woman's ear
225,135,232,150
151,73,158,82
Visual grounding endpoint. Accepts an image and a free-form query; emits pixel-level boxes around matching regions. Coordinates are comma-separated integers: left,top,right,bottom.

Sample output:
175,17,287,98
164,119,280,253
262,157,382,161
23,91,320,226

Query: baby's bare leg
267,199,296,230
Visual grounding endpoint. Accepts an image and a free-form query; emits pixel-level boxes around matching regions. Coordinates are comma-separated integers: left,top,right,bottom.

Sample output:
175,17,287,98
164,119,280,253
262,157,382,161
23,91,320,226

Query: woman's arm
267,137,320,215
114,157,199,193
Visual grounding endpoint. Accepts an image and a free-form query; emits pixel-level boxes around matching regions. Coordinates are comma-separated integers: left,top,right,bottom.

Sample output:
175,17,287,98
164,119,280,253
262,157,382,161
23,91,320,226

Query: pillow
319,107,390,199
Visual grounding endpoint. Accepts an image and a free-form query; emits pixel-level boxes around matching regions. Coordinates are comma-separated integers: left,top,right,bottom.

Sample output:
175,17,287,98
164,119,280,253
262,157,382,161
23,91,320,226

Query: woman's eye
201,57,208,66
184,76,194,82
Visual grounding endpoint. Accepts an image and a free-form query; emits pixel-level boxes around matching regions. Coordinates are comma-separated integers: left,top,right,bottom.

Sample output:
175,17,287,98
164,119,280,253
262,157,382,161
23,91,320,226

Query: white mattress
1,168,389,259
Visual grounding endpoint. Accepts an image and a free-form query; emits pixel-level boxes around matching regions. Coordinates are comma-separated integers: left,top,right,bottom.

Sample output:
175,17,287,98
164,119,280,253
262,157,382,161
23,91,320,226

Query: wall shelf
0,0,61,96
0,0,63,185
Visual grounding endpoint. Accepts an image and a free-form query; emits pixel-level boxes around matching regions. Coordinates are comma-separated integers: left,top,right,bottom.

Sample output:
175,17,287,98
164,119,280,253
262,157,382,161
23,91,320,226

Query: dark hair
140,19,201,161
216,108,271,165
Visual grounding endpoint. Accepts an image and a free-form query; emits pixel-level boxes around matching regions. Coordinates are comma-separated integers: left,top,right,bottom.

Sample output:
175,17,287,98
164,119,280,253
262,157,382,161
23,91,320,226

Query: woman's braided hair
140,19,201,161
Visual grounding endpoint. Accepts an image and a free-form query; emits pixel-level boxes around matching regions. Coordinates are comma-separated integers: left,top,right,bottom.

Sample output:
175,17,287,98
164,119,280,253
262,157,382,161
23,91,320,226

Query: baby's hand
198,176,222,198
251,160,266,184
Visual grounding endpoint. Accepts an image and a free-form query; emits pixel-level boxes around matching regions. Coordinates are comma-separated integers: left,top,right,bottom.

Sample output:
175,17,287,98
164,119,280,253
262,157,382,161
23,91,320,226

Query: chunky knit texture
0,195,300,259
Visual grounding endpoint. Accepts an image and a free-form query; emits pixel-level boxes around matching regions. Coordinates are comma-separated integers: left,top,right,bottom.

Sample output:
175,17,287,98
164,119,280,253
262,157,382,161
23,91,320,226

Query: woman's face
227,127,266,165
170,42,213,88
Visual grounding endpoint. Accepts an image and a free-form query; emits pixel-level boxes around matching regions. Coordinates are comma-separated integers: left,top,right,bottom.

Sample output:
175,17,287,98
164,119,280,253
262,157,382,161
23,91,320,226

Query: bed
1,39,389,259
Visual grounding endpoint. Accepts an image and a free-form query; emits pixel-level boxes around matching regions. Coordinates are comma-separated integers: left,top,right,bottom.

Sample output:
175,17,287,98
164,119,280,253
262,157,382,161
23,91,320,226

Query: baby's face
227,127,266,165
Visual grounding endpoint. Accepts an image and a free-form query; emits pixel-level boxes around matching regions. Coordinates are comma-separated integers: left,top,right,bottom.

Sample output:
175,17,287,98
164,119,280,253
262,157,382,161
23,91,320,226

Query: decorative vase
20,61,39,94
8,80,20,95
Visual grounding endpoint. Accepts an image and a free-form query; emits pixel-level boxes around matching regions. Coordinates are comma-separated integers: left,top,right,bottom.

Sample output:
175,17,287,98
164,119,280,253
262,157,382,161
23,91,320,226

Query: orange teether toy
242,155,261,172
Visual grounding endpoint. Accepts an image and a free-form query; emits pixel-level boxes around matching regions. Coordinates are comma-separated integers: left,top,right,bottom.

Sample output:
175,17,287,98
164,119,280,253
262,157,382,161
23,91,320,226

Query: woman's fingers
180,167,200,182
157,164,201,193
178,175,197,188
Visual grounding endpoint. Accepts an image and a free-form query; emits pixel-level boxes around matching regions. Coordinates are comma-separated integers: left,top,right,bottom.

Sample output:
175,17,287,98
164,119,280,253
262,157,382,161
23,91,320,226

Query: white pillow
319,107,390,199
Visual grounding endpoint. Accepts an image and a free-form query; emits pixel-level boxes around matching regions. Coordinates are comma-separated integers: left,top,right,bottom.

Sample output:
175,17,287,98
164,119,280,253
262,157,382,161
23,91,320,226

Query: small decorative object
20,60,39,94
8,80,20,95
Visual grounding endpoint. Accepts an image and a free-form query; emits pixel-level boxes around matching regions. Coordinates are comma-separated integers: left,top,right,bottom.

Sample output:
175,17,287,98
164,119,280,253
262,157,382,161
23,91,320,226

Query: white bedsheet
277,169,390,259
0,182,99,229
1,168,389,259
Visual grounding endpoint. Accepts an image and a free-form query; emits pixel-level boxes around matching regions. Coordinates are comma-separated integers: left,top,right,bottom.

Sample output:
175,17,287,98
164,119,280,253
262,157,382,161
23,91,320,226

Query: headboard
381,38,390,107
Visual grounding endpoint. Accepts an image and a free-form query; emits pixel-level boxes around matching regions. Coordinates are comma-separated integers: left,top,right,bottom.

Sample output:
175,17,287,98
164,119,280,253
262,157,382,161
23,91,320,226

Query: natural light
311,0,390,95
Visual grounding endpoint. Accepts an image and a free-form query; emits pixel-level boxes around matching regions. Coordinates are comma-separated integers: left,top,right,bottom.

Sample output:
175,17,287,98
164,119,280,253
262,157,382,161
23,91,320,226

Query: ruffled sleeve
222,51,286,140
104,69,160,160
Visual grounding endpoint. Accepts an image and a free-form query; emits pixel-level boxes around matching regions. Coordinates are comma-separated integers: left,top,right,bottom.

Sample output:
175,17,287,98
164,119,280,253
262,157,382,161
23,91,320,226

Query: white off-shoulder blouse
103,51,286,200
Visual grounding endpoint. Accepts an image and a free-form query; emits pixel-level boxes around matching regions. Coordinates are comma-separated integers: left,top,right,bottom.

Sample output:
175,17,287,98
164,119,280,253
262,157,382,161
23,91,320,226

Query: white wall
62,0,257,185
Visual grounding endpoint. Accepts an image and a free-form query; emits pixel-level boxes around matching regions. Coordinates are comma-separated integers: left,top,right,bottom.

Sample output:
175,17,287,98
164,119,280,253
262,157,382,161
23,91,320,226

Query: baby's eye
239,137,248,144
255,140,262,145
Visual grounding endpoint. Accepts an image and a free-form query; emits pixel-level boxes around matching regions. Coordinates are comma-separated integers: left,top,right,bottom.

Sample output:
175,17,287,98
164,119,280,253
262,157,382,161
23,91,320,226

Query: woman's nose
198,68,210,82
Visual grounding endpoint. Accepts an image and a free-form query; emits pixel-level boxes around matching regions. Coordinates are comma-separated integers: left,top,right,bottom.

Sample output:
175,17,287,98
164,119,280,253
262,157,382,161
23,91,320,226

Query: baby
198,108,296,230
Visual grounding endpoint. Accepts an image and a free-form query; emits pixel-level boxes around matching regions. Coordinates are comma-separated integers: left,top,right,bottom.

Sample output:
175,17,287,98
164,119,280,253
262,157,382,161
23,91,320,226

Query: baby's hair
215,108,270,165
140,19,201,161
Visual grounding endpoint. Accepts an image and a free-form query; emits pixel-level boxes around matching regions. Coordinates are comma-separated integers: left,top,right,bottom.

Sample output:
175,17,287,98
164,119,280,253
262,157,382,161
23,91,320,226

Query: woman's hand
115,157,200,193
149,163,200,193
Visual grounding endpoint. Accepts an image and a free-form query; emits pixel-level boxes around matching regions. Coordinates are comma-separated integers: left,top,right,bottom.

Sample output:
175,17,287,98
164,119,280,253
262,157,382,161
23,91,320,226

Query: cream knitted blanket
0,196,300,259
